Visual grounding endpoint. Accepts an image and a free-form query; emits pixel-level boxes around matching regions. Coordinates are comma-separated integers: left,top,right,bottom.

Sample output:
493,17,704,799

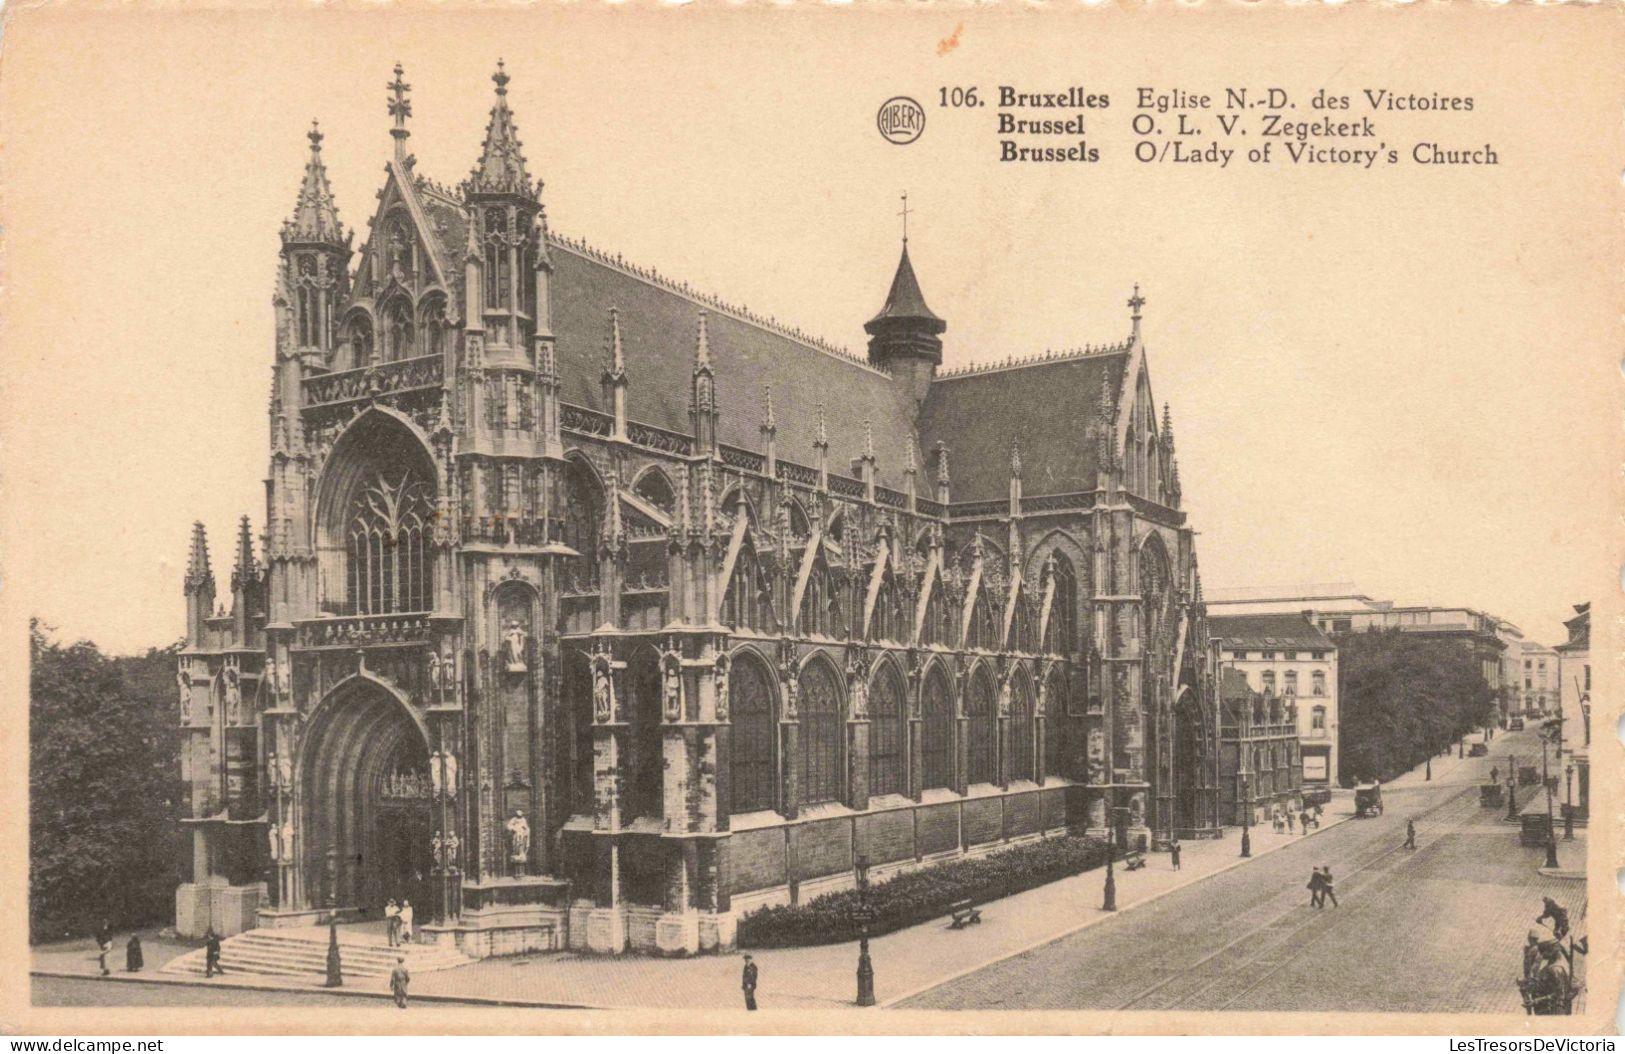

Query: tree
1334,628,1497,786
30,621,186,942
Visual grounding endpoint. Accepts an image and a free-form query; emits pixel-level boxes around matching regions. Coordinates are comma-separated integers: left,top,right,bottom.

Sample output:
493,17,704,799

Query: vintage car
1470,743,1489,757
1354,782,1384,818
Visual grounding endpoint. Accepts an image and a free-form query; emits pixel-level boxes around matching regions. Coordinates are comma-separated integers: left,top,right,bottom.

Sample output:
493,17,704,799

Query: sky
2,6,1616,655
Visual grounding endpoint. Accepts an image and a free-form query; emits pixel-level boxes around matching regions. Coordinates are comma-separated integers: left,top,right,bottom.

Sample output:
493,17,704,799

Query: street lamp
1564,761,1575,841
853,854,876,1007
1541,731,1560,870
1239,770,1252,859
1102,805,1128,912
1506,754,1520,822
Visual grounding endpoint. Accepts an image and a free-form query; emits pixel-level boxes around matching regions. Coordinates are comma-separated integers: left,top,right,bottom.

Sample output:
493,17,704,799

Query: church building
174,65,1220,957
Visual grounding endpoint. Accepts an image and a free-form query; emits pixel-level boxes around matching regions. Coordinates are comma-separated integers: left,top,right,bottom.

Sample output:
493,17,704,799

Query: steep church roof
548,240,917,488
918,349,1128,501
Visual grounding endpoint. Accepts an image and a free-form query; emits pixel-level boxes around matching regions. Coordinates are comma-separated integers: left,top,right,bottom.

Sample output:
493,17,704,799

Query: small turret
864,195,946,411
280,121,351,358
690,310,718,454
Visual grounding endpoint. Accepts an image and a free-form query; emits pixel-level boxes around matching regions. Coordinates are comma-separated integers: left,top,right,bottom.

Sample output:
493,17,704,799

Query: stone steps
162,929,472,981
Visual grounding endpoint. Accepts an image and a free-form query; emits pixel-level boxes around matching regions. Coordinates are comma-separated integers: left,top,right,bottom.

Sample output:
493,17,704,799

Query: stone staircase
163,926,473,981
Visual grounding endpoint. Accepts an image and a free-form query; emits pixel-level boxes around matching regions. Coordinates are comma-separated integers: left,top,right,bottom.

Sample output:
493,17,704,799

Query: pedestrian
1300,810,1312,833
390,955,410,1009
1491,766,1499,784
1404,819,1417,850
1286,810,1295,834
1319,866,1339,907
125,934,144,973
1314,803,1324,822
741,953,759,1010
204,927,224,978
399,899,414,944
1169,839,1182,870
1537,897,1570,940
95,920,112,976
385,899,400,947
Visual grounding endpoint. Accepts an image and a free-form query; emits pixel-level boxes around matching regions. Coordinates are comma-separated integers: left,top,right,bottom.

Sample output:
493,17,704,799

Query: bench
947,898,982,929
1123,851,1147,871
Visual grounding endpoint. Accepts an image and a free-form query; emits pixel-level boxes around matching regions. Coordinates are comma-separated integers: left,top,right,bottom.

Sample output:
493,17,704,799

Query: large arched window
1009,674,1035,782
483,208,511,311
1140,538,1172,648
921,666,954,791
798,658,845,806
723,542,774,632
382,297,414,362
421,294,448,358
967,587,997,651
345,472,433,614
870,573,906,644
803,559,845,639
565,648,594,813
633,469,677,518
729,653,778,815
1043,552,1079,656
966,667,996,785
868,665,906,798
561,460,601,592
921,581,946,647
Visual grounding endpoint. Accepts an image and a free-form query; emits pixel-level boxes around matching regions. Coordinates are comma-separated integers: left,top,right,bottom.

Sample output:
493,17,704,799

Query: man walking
1169,839,1182,871
1307,867,1324,908
1404,819,1417,850
390,955,411,1009
1319,866,1339,907
204,927,224,978
1285,811,1295,834
741,953,759,1010
1537,897,1570,940
94,920,113,977
385,899,400,947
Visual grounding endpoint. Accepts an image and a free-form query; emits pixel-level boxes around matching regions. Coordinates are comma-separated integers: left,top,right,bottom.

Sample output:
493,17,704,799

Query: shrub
737,834,1110,949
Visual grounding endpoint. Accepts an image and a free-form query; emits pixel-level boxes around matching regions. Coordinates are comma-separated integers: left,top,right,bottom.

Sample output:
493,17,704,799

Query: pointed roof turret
281,121,347,247
466,60,536,200
185,522,214,593
693,310,713,375
233,516,256,579
866,242,944,330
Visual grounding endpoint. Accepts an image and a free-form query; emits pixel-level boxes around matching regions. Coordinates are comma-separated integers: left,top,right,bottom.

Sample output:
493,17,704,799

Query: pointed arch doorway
300,678,434,916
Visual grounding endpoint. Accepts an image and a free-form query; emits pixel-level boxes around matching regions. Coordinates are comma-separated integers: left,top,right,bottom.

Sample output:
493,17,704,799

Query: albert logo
876,97,926,145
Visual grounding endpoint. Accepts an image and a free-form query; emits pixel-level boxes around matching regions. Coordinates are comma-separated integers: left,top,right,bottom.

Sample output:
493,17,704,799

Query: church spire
865,196,947,409
231,515,257,590
185,521,213,593
281,121,346,247
466,60,536,200
387,63,412,165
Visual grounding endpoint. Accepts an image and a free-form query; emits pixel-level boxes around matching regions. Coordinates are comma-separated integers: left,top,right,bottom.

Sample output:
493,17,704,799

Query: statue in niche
222,665,242,725
503,619,528,674
505,809,531,877
442,752,458,798
176,663,191,722
443,829,460,868
277,751,293,792
441,649,458,694
713,654,730,722
267,752,280,790
661,652,684,723
427,652,442,697
429,750,444,798
267,822,280,863
431,831,445,869
593,662,614,723
280,820,296,863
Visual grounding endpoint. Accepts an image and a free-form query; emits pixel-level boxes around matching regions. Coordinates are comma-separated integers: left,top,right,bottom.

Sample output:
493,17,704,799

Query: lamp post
1563,761,1575,841
1506,754,1520,822
1102,805,1127,912
853,854,876,1007
1239,770,1252,859
1541,733,1560,870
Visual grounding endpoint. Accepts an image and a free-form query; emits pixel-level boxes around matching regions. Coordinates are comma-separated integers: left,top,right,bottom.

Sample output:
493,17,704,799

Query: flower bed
737,834,1110,949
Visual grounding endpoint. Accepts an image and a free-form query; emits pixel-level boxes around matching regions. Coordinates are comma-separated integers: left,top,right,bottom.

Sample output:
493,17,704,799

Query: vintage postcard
1,1,1619,1037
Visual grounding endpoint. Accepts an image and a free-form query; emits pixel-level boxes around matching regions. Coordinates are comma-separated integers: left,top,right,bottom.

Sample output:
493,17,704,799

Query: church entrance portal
300,680,433,915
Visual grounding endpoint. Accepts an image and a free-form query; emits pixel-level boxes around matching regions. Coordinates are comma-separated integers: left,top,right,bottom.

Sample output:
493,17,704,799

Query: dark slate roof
917,351,1126,501
867,245,942,327
1209,614,1335,650
549,242,917,487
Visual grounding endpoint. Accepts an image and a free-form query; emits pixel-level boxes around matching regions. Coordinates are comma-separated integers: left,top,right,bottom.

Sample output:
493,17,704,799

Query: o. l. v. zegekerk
175,64,1290,957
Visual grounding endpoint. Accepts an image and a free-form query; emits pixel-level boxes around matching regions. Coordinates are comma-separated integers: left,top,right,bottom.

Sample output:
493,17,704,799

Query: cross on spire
493,58,510,96
898,191,912,244
308,119,323,150
1128,283,1145,321
387,63,412,161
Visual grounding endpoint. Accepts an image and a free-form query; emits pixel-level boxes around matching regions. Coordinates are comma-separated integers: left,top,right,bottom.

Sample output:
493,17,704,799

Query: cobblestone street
899,730,1585,1013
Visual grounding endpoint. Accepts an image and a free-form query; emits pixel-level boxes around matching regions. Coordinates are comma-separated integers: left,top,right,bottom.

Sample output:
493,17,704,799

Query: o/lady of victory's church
175,64,1224,957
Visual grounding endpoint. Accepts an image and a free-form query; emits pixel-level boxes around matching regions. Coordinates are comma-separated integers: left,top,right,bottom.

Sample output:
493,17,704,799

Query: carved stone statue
267,752,280,790
661,653,683,723
442,752,458,798
176,664,190,722
505,809,531,876
427,652,442,696
267,822,280,862
277,751,293,791
443,829,460,868
713,654,730,722
440,649,457,694
429,750,444,798
430,831,445,869
503,619,528,674
280,820,296,862
222,665,242,725
592,664,613,723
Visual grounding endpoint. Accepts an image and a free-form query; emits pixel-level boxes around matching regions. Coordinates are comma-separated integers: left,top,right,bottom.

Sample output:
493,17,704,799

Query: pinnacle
283,120,346,246
466,61,535,199
185,522,214,592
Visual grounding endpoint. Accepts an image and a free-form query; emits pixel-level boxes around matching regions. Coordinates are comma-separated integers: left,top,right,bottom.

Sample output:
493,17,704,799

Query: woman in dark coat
125,934,144,972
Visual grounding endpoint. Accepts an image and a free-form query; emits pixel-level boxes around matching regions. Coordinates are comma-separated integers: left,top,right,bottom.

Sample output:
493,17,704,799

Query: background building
1210,614,1337,790
1555,603,1589,821
172,66,1222,957
1518,640,1560,717
1217,669,1303,826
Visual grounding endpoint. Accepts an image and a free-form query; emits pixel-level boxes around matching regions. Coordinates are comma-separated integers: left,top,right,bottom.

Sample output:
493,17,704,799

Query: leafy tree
1334,628,1497,786
30,620,186,942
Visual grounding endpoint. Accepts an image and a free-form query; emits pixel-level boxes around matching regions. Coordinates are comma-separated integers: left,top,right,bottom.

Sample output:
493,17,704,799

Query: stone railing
296,614,433,648
1022,491,1094,515
720,445,767,473
463,515,558,547
627,421,693,456
875,486,908,510
560,404,613,437
948,499,1007,520
829,474,865,500
303,355,443,406
777,459,820,488
915,496,946,519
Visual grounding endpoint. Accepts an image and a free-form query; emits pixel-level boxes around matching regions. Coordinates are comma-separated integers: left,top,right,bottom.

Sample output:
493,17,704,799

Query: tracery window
803,560,845,639
347,315,374,366
729,654,778,815
724,543,774,632
483,209,511,311
345,468,433,614
561,461,601,591
871,573,907,643
1009,677,1034,782
1043,552,1079,656
966,668,996,785
967,588,997,651
798,659,844,806
421,295,448,358
921,666,954,791
383,297,414,362
868,666,906,797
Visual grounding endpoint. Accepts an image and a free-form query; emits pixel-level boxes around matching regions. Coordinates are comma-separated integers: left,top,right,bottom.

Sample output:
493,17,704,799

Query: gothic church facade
175,65,1221,957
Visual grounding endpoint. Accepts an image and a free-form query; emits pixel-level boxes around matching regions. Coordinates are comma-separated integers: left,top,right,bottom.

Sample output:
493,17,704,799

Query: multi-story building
1209,614,1338,789
1518,640,1560,717
173,65,1223,958
1554,603,1590,820
1217,669,1303,825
